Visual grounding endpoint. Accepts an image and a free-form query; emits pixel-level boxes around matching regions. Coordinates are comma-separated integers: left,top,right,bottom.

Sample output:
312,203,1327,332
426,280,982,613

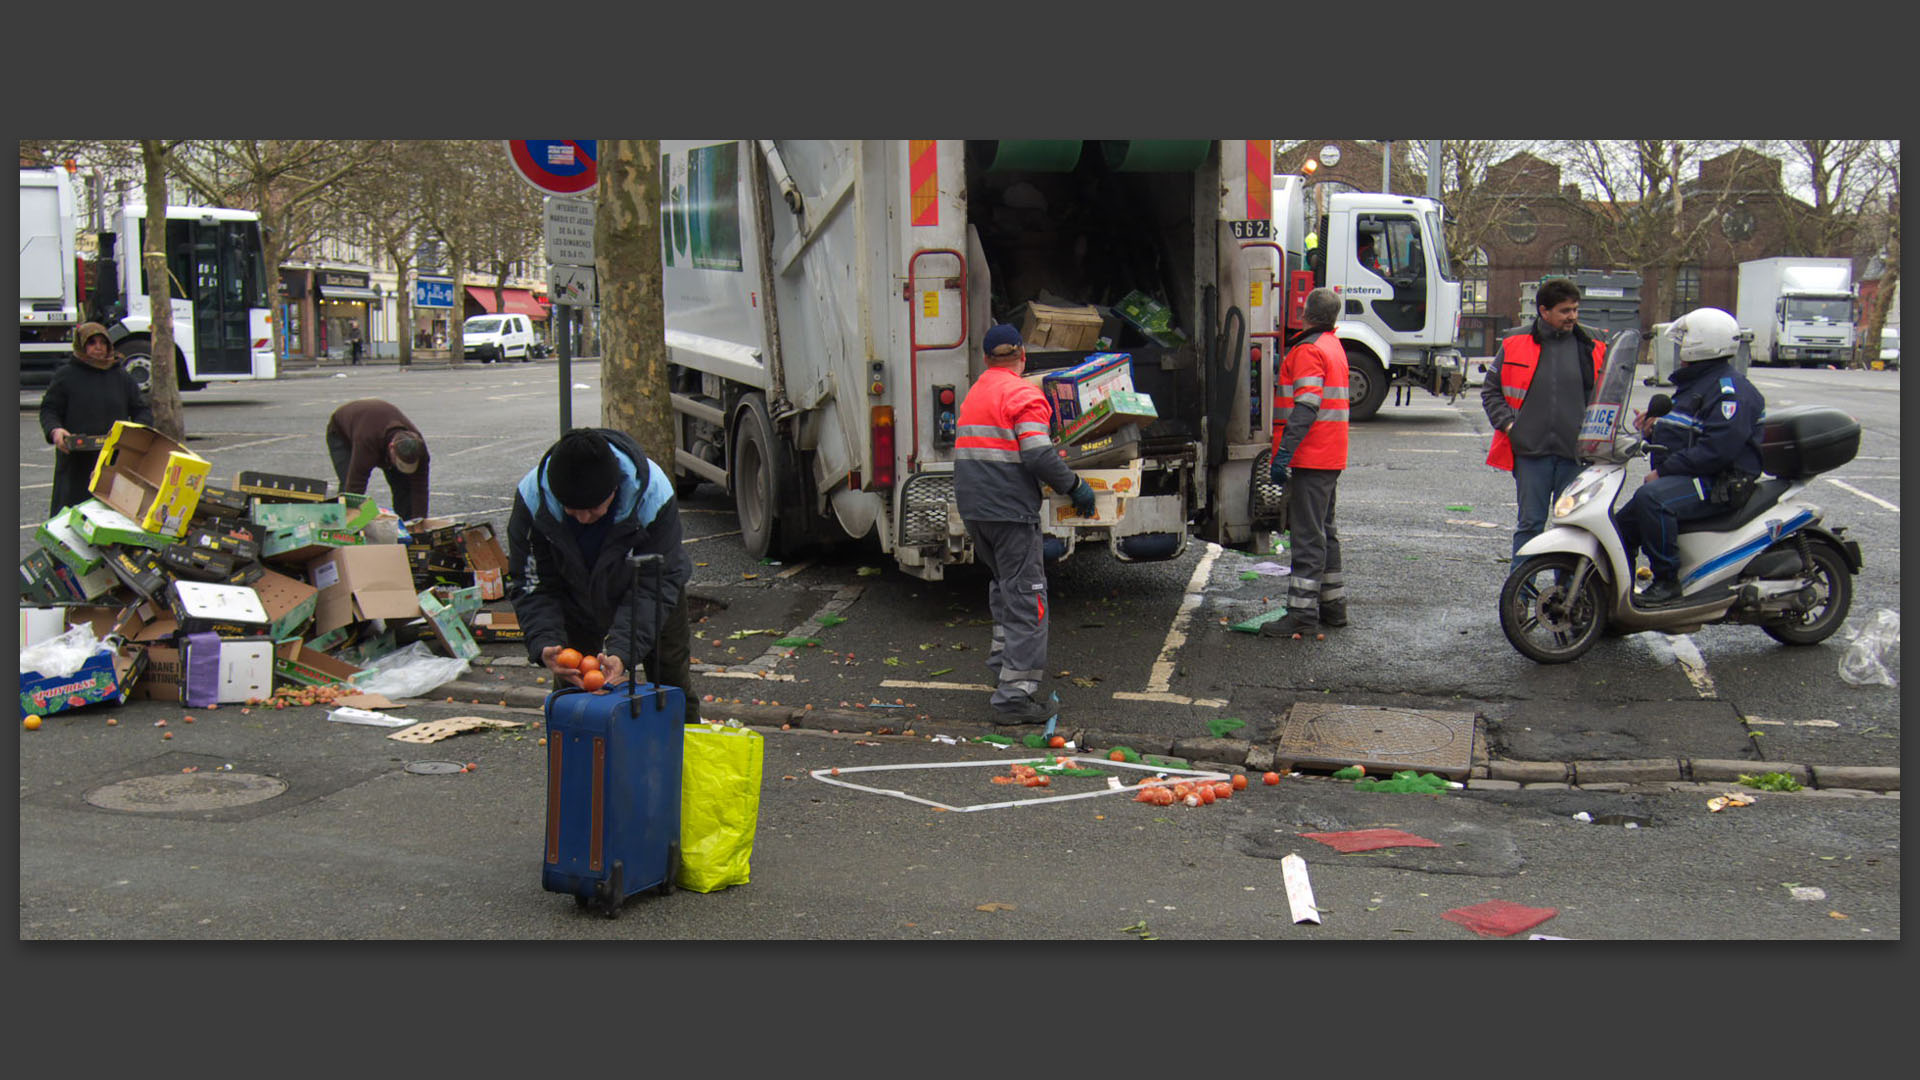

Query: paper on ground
328,706,414,728
1281,853,1321,924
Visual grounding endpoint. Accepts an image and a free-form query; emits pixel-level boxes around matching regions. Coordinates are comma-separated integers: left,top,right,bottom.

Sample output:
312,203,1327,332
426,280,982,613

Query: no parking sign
504,140,598,196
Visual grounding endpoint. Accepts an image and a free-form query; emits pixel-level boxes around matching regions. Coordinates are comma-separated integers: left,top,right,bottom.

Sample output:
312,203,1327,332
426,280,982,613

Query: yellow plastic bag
677,722,764,892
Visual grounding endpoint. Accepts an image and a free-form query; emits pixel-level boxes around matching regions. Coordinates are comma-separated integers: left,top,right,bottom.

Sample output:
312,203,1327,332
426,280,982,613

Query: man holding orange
505,428,699,722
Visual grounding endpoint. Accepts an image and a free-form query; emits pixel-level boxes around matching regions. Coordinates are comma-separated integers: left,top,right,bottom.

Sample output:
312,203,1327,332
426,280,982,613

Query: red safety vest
1485,331,1606,471
1271,331,1350,470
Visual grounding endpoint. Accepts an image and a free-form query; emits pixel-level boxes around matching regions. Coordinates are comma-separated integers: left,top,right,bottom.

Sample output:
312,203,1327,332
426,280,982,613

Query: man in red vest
1263,287,1351,639
1481,278,1606,555
955,324,1097,723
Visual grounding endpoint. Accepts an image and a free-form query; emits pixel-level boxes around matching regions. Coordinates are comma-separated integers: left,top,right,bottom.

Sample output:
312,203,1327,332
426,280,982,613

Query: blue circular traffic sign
505,140,598,195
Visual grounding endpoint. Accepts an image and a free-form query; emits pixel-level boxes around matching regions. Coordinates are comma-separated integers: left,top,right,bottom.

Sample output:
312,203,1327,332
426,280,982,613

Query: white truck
1737,256,1857,368
656,140,1461,578
17,166,279,392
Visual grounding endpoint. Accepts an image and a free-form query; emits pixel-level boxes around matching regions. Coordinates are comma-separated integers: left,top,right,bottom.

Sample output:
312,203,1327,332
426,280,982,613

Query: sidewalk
276,351,601,377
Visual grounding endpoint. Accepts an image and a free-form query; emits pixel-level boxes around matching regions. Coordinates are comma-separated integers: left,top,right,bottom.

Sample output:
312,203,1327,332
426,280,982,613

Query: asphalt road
12,357,1903,940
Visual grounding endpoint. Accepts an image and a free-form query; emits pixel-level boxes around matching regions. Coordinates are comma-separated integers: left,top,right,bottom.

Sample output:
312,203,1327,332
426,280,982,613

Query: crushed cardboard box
387,716,527,744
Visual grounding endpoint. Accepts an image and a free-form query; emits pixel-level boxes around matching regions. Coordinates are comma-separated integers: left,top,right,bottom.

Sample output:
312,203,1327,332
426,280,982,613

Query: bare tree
414,140,510,366
1857,144,1901,364
1403,140,1549,273
139,139,186,441
336,142,431,366
596,140,670,465
1763,139,1882,257
167,140,374,302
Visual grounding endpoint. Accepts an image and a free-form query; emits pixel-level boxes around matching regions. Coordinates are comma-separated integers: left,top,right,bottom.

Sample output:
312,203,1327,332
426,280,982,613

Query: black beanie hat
547,430,622,509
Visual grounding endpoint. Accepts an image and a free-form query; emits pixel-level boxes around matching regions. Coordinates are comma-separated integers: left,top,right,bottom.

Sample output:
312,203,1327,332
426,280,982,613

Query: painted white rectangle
1281,854,1321,924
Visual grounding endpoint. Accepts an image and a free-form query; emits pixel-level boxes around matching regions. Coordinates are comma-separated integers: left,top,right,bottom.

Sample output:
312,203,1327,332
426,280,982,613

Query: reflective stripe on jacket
1484,330,1606,471
1271,331,1350,471
954,366,1080,524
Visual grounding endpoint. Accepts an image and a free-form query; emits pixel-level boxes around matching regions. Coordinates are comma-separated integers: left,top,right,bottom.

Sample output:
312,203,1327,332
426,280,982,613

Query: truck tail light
871,406,896,490
931,385,956,449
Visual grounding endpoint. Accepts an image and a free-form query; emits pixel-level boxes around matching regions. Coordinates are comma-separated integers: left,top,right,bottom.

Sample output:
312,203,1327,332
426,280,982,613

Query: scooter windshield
1577,328,1642,460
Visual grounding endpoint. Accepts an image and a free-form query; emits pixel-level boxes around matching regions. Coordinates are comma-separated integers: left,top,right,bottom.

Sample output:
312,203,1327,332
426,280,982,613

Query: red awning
466,286,551,320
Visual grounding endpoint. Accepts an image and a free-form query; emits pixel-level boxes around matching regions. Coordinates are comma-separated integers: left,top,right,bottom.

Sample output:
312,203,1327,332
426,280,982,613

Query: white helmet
1673,307,1740,363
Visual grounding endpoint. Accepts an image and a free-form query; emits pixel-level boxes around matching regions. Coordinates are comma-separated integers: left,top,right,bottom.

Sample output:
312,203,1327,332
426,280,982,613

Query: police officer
1264,288,1351,639
955,324,1097,724
1616,307,1766,606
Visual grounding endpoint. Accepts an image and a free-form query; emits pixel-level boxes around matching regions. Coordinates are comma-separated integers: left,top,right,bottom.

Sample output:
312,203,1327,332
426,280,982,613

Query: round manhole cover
404,760,467,775
85,772,288,813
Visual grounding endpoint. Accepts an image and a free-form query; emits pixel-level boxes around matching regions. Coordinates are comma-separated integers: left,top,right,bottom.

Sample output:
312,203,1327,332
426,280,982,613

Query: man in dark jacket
506,428,699,722
1617,307,1766,606
325,399,430,520
38,321,154,515
955,323,1097,724
1481,278,1607,555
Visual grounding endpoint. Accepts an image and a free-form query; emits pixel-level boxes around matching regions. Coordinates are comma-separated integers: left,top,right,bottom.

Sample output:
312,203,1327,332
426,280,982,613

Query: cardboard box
179,523,261,563
160,545,246,582
252,568,319,642
182,634,274,705
429,584,485,619
461,525,509,600
251,499,347,531
1056,422,1142,468
1042,352,1135,424
308,544,422,635
66,598,167,644
1114,290,1190,347
304,624,356,654
416,589,480,660
339,493,382,532
132,643,182,702
192,484,250,522
19,550,65,605
168,580,272,638
20,642,146,718
36,505,108,575
88,421,211,537
1013,301,1106,351
469,610,526,642
235,470,329,503
273,640,365,688
73,499,174,550
408,518,465,549
101,545,169,599
1045,462,1143,527
1061,389,1158,445
336,627,398,667
261,522,365,562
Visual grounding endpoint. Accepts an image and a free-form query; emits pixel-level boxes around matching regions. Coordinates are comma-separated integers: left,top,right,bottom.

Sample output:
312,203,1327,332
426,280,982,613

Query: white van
463,313,536,362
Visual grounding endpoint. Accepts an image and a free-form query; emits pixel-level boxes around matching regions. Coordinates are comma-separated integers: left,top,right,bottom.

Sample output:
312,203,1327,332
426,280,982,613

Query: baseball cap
983,324,1023,356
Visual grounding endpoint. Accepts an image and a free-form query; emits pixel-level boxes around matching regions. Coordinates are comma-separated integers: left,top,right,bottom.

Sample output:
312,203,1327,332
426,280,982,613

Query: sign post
503,141,599,436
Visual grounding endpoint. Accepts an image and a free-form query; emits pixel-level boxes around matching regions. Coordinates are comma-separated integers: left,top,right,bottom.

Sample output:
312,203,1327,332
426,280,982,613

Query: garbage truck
654,140,1460,579
1737,256,1857,368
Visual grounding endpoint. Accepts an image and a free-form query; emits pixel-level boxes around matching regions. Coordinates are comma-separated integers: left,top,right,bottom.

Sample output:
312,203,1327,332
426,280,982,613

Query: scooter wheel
1501,553,1608,664
1761,541,1852,646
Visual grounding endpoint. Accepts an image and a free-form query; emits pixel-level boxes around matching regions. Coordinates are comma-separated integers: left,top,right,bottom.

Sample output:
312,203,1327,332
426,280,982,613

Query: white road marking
1631,632,1717,697
684,530,742,544
1391,448,1461,454
197,434,303,454
1111,690,1229,708
1394,432,1485,437
1137,541,1223,695
444,434,553,459
699,670,797,681
774,560,813,579
1823,477,1898,512
881,679,992,692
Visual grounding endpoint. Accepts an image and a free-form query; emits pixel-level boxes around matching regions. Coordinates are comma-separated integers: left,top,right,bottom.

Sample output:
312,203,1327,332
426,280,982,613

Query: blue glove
1269,461,1291,488
1070,479,1098,517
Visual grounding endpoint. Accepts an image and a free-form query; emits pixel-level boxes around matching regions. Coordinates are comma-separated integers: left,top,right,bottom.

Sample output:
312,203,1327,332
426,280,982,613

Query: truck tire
1344,346,1390,421
731,394,785,559
118,340,202,394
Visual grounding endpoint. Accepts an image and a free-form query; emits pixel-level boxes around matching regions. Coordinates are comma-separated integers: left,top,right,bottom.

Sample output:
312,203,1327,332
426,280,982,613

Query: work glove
1070,479,1098,517
1269,461,1291,490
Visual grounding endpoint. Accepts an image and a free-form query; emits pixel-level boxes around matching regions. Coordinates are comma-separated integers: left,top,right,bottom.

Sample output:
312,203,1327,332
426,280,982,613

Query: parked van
463,313,535,362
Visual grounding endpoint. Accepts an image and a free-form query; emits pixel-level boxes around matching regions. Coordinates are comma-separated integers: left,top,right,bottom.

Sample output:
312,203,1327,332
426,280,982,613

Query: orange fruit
578,655,601,674
1155,789,1175,806
1263,772,1281,786
1213,782,1233,800
1110,750,1126,762
23,715,42,731
1048,735,1066,748
554,647,584,670
1199,786,1215,805
1231,774,1248,791
581,670,607,692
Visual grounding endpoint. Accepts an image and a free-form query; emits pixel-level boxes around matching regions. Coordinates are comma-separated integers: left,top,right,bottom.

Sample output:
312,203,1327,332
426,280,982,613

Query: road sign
549,264,597,308
544,196,596,267
414,277,455,309
505,140,598,196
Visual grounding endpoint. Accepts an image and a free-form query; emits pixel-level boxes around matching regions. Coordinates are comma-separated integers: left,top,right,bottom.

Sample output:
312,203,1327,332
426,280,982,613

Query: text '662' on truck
654,140,1464,580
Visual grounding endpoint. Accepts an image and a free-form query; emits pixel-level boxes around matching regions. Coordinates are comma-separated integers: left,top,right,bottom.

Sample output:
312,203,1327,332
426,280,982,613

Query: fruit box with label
36,505,108,575
251,568,319,642
1014,301,1106,351
73,499,174,550
273,640,365,688
308,544,421,635
1060,389,1157,445
251,499,348,531
469,610,526,642
20,642,147,719
416,589,480,661
460,524,510,600
1041,352,1134,424
181,633,274,706
167,580,272,638
88,421,211,537
1045,462,1143,527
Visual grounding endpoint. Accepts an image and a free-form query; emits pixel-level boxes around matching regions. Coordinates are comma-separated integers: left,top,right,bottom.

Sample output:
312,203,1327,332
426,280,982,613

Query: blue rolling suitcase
541,554,684,917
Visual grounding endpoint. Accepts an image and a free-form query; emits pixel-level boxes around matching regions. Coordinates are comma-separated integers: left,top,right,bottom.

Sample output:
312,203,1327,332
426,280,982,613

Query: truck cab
1315,193,1464,418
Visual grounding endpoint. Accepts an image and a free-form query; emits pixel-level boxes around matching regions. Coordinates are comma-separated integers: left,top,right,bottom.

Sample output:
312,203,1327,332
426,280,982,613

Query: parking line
1131,541,1222,698
881,679,992,692
1823,477,1898,512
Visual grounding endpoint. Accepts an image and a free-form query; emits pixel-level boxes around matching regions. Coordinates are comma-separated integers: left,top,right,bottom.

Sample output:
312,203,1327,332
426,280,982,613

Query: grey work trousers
966,518,1049,710
1285,466,1345,623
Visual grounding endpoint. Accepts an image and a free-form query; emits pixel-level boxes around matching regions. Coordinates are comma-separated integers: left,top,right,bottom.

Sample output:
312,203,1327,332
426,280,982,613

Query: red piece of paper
1298,828,1443,854
1440,899,1560,938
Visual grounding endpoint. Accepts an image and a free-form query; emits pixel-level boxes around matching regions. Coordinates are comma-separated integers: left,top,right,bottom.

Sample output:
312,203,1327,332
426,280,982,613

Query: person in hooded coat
38,322,154,515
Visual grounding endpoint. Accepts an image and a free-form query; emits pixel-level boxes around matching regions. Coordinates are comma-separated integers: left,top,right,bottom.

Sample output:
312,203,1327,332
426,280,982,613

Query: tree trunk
397,267,414,367
1861,189,1900,366
448,247,466,365
141,140,186,442
597,140,671,465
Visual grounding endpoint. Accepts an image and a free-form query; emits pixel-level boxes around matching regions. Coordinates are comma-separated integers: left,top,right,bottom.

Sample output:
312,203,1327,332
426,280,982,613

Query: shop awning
319,284,382,302
466,286,550,320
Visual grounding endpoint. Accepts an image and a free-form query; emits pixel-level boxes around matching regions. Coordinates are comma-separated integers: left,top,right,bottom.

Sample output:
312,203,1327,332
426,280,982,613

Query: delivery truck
655,140,1460,579
18,166,278,392
1737,256,1857,368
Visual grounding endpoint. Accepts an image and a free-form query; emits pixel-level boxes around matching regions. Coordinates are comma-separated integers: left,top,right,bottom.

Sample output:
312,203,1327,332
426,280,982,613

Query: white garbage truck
1737,256,1857,368
655,140,1461,578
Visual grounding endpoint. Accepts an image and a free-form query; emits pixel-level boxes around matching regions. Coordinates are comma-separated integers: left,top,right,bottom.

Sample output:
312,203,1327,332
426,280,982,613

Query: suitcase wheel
596,863,624,919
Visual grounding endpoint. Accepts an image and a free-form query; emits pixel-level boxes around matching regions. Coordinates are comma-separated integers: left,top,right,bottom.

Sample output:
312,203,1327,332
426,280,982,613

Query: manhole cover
85,772,288,813
404,760,467,775
1276,704,1478,779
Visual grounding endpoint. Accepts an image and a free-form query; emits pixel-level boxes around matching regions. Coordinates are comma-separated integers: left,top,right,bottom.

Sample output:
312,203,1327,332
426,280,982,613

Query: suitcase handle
627,552,664,705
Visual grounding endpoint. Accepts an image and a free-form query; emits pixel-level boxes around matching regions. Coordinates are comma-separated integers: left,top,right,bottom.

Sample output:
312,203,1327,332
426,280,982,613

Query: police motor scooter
1498,329,1863,664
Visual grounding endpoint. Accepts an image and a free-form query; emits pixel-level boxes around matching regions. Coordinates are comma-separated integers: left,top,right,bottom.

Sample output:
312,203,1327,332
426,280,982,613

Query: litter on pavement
809,755,1229,814
1280,854,1321,924
1441,899,1560,938
1299,828,1443,854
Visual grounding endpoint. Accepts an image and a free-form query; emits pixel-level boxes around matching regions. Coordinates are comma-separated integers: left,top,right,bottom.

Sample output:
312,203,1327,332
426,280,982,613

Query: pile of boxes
1032,352,1158,527
18,421,517,720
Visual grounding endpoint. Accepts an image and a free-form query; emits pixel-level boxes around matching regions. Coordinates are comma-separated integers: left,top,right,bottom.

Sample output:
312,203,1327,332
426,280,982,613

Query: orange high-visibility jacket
1271,331,1350,470
1485,331,1606,470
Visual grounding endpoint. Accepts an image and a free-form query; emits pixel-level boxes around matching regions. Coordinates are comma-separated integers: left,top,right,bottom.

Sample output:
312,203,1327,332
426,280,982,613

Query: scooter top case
543,680,685,916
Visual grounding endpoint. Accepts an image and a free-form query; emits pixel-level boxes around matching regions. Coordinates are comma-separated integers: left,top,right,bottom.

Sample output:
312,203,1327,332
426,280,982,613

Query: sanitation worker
955,323,1098,724
325,399,431,521
1263,288,1351,639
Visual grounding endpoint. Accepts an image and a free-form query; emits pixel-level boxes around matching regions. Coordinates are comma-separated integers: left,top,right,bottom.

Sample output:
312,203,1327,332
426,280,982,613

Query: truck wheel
732,394,784,559
121,341,154,394
1344,347,1390,422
